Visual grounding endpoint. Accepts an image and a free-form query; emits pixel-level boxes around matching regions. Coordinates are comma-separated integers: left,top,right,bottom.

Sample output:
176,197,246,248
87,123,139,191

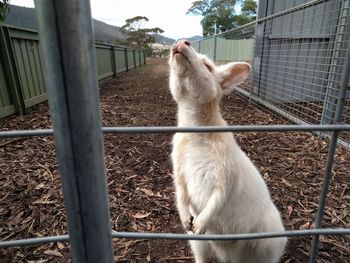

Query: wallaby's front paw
180,213,193,231
192,215,206,234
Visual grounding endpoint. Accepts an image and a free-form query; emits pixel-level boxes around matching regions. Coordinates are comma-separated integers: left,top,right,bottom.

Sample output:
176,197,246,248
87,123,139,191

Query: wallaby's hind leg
189,240,213,263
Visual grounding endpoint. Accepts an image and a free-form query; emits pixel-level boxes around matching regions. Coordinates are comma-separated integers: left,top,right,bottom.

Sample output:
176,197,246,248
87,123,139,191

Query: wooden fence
0,24,145,119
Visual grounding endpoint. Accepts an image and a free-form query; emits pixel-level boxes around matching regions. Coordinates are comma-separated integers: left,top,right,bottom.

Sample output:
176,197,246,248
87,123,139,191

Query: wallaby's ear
218,62,251,93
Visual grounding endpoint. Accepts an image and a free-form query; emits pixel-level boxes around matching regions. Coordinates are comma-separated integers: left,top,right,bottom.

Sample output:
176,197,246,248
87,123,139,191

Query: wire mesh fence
193,0,350,148
0,0,350,262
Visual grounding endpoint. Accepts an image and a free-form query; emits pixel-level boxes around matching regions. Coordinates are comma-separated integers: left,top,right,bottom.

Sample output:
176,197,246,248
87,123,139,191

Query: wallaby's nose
177,39,190,46
173,39,191,53
183,40,190,46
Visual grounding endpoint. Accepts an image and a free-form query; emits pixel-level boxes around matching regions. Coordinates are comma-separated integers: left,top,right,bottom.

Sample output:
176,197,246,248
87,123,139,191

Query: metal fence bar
309,28,350,263
320,0,349,125
112,228,350,240
34,1,114,263
0,235,69,248
1,228,350,249
111,46,117,78
309,131,339,263
1,125,350,138
213,35,217,62
102,124,350,133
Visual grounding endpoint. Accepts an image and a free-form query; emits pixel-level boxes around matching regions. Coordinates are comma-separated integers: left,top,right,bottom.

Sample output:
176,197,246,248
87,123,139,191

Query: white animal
168,39,287,263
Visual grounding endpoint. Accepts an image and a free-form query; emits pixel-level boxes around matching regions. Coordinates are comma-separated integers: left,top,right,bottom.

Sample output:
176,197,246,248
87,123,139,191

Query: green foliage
0,0,10,21
241,0,257,17
200,6,235,36
187,0,237,16
120,16,164,50
187,0,257,36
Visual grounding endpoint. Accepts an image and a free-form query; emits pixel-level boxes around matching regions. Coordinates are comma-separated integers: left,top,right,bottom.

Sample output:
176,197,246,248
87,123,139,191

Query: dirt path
0,58,349,262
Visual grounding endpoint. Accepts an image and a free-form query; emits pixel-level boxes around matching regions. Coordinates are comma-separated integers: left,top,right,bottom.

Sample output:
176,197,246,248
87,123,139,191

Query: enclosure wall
0,57,15,118
0,24,145,119
192,33,255,62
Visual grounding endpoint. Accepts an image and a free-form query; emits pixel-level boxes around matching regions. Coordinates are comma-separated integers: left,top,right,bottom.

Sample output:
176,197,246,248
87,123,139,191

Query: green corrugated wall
96,43,114,80
10,28,47,108
0,58,15,118
216,38,253,62
0,24,145,120
127,50,135,69
192,37,253,62
115,48,127,73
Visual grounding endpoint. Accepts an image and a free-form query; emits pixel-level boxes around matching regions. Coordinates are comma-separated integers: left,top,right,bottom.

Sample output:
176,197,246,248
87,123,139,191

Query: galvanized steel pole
309,30,350,263
213,35,217,62
34,1,114,262
1,228,350,248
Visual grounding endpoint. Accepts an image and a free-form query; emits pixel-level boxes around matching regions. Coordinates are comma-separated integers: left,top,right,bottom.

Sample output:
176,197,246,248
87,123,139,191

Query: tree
187,0,257,36
0,0,10,21
114,38,129,47
241,0,257,17
187,0,237,36
120,16,164,53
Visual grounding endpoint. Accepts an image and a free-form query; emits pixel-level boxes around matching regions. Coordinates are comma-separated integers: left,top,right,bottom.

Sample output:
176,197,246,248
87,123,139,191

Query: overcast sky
10,0,203,39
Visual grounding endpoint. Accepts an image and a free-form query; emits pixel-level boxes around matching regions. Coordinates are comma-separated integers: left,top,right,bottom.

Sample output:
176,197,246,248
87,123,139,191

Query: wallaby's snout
172,39,190,54
171,39,192,63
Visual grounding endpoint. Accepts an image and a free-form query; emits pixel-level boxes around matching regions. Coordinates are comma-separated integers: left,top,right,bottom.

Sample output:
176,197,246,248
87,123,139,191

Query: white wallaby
168,39,287,263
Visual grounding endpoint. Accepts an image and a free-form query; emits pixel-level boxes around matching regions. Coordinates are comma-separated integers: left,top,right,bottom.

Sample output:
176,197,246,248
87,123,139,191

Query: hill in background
3,5,201,45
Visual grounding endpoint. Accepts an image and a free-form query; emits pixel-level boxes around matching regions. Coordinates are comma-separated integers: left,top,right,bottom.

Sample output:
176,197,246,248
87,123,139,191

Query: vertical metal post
133,49,136,69
213,35,217,62
34,1,114,263
198,40,201,53
139,50,142,66
254,0,274,99
111,46,117,78
125,47,129,71
309,33,350,263
319,0,349,126
136,49,140,66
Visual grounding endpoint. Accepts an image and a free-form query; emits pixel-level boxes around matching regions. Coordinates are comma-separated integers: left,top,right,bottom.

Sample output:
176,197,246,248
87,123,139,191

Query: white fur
168,40,287,263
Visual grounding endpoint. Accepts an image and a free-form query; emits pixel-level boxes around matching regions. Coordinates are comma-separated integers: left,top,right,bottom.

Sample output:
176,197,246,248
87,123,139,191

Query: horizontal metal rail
1,124,350,138
1,228,349,249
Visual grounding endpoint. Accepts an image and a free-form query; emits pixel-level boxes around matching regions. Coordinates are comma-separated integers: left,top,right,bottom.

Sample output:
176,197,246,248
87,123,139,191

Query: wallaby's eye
204,63,212,73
